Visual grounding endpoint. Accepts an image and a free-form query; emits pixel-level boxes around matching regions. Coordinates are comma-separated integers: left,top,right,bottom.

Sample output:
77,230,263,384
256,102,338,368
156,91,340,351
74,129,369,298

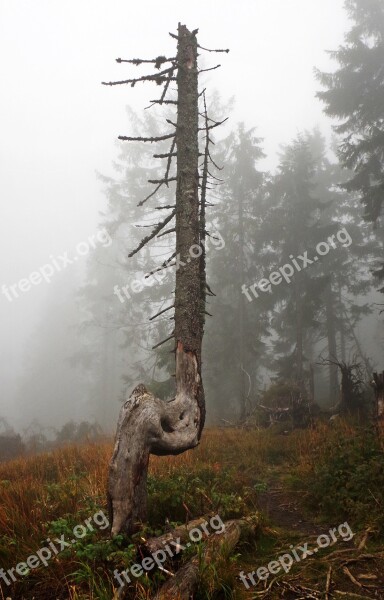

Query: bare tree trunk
338,277,347,362
295,278,304,385
342,307,372,377
373,371,384,433
174,22,205,433
309,362,315,403
107,25,205,536
237,183,247,420
325,280,339,403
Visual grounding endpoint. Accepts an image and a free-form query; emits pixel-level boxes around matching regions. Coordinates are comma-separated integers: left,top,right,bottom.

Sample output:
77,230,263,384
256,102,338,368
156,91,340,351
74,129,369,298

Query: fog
1,0,381,439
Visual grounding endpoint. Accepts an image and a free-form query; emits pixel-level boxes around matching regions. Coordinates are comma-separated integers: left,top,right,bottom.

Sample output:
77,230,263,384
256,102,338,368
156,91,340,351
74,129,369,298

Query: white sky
0,0,348,423
0,0,347,275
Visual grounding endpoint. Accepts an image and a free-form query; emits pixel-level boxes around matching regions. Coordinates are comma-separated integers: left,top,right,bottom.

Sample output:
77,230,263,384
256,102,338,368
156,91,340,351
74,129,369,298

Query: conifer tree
316,0,384,224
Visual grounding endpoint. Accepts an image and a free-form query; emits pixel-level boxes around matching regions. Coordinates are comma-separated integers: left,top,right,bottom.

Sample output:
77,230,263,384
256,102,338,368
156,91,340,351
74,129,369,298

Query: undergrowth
304,423,384,534
0,424,382,598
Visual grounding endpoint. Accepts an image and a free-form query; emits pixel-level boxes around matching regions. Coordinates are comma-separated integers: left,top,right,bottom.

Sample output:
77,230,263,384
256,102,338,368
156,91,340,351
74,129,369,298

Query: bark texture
152,517,257,600
174,23,205,432
108,25,205,536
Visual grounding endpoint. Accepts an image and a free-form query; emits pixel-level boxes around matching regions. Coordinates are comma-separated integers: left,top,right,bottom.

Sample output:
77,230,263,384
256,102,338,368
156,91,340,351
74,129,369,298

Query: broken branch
197,44,229,53
149,304,175,321
115,56,175,68
128,209,176,257
102,66,175,86
152,333,174,350
119,133,175,143
199,64,221,73
157,227,176,239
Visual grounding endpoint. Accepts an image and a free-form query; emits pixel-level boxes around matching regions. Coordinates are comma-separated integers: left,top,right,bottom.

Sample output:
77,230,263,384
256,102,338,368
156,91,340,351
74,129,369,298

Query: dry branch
199,117,229,131
343,566,364,589
102,66,175,87
165,136,177,184
128,209,175,257
197,44,229,53
208,149,223,170
145,252,177,279
116,56,175,67
154,152,177,159
149,99,178,105
157,70,174,105
148,177,177,184
149,304,175,321
199,64,221,73
118,133,175,143
325,566,332,600
157,227,176,239
152,333,174,350
139,183,163,207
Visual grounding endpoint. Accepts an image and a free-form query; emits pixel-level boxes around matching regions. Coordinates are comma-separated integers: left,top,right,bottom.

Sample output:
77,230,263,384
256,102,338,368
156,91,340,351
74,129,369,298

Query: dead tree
318,357,365,417
103,25,228,535
372,371,384,433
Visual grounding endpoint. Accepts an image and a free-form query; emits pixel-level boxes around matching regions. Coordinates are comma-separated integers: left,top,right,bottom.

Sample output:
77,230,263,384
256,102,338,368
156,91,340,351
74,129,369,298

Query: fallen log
152,516,258,600
143,516,213,554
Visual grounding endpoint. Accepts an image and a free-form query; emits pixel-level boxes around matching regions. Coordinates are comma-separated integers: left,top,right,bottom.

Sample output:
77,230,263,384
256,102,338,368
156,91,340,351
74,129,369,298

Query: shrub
306,427,384,532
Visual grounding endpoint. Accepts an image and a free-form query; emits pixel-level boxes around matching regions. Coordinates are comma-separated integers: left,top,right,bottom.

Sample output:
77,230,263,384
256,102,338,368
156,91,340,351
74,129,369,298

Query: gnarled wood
108,344,202,535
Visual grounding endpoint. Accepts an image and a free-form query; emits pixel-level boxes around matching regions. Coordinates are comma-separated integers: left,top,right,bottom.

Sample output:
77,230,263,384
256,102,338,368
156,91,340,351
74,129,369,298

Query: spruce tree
204,124,268,420
316,0,384,223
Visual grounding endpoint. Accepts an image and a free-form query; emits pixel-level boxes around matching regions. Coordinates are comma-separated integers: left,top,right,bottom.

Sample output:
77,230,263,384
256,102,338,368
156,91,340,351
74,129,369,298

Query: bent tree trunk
108,25,206,536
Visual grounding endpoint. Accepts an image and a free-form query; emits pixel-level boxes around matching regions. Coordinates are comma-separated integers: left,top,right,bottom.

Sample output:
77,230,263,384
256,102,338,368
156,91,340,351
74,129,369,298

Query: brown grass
0,422,376,599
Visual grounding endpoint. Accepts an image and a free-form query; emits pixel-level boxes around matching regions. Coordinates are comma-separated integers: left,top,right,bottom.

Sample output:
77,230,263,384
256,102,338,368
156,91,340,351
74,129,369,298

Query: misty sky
0,0,349,425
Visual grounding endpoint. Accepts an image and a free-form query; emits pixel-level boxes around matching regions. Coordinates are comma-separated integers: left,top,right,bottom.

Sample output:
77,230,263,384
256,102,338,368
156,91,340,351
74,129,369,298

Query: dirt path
257,480,318,536
254,478,384,599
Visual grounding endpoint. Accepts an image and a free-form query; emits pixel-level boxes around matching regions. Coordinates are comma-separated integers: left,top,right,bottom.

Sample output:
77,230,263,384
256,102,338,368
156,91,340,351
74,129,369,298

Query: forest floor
244,471,384,599
0,422,383,599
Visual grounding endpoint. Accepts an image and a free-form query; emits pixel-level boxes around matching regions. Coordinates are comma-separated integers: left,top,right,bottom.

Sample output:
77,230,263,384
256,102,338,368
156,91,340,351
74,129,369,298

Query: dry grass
0,422,380,599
